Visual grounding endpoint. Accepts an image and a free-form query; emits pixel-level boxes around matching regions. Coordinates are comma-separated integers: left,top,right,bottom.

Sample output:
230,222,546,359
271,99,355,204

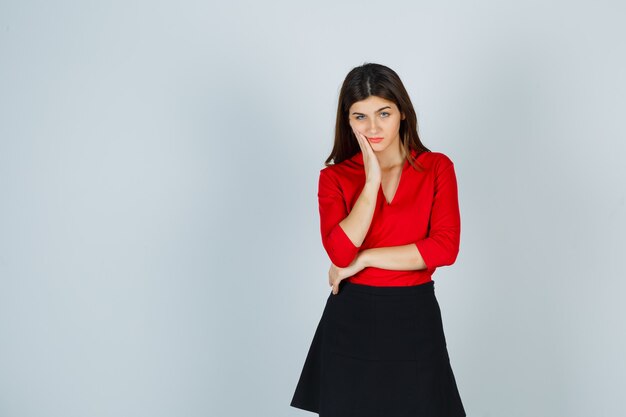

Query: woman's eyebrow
351,106,392,115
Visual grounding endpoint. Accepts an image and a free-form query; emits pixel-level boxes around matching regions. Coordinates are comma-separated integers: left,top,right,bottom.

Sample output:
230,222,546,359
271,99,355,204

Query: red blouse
317,148,461,286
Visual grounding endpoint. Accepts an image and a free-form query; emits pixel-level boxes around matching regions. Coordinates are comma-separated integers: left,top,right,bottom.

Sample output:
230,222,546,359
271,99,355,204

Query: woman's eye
380,112,390,117
355,115,365,120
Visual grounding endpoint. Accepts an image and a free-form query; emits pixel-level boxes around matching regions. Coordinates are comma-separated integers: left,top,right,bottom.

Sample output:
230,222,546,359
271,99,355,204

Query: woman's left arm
358,244,428,271
329,155,460,292
360,155,461,271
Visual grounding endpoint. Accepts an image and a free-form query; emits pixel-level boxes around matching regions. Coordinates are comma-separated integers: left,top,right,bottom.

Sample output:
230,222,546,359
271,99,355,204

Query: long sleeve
318,168,360,267
414,156,461,269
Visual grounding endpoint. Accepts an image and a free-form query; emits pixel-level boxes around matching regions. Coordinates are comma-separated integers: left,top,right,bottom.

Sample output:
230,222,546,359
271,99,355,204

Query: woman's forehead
349,96,398,112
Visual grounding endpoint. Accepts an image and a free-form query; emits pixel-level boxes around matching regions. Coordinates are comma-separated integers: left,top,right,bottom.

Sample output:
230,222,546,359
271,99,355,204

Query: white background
1,1,625,416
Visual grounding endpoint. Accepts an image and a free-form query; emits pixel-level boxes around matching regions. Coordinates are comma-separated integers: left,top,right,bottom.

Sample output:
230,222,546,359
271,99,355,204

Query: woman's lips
368,137,383,143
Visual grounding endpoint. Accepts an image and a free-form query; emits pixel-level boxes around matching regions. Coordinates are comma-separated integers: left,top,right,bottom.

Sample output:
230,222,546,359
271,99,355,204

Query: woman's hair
325,62,430,170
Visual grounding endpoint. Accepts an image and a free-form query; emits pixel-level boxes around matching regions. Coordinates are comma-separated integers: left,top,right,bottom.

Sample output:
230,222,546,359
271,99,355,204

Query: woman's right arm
318,169,379,268
319,128,381,268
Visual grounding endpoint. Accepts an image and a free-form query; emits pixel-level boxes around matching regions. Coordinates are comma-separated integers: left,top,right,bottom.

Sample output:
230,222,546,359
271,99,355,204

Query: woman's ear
401,112,406,120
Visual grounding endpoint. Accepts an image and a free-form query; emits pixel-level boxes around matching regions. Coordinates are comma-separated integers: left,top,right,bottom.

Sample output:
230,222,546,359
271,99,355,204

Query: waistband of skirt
338,280,434,296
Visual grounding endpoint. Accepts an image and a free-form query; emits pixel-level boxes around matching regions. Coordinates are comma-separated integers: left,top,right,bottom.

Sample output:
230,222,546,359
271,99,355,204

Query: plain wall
1,1,625,416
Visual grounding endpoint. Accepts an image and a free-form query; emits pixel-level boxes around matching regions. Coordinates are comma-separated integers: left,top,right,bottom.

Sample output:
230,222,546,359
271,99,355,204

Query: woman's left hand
328,255,366,295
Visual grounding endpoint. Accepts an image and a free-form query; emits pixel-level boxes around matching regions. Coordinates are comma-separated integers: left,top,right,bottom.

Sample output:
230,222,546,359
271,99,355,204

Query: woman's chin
369,142,385,151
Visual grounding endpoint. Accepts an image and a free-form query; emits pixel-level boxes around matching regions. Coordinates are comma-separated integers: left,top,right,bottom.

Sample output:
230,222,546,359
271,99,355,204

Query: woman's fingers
355,129,367,149
352,127,373,159
353,128,370,163
352,127,380,186
352,127,364,146
329,263,343,295
328,265,335,294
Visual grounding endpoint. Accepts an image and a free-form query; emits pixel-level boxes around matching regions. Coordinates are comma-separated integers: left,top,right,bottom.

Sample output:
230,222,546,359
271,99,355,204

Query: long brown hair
325,63,430,170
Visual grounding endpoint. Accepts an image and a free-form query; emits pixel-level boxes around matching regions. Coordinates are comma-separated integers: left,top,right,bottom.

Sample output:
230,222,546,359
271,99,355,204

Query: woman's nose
369,119,380,133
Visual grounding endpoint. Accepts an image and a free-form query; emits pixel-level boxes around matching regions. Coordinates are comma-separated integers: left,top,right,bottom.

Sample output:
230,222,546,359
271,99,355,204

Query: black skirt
290,280,466,417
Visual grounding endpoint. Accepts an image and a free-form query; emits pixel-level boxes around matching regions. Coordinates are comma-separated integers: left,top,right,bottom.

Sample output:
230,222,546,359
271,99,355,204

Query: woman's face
348,95,405,153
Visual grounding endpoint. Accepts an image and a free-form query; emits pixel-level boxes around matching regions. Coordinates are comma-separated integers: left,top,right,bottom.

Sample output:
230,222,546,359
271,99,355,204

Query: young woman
290,63,466,417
